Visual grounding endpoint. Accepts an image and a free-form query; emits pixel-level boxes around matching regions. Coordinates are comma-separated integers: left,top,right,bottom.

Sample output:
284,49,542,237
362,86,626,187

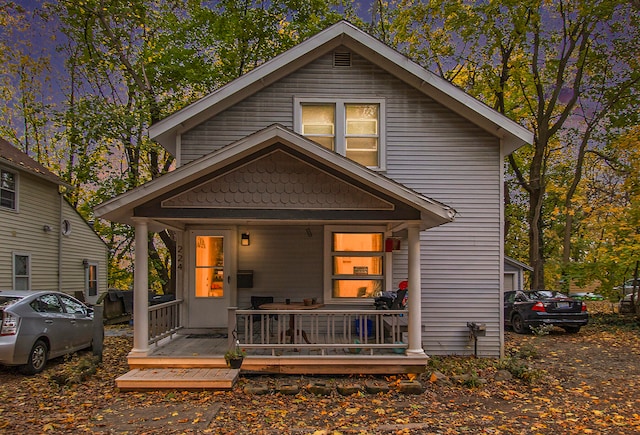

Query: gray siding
0,171,60,290
0,167,108,303
181,50,503,357
60,200,108,304
236,225,323,309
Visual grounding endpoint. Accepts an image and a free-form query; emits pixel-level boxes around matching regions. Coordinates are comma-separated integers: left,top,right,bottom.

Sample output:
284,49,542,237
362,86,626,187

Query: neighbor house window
1,168,17,210
296,99,385,169
325,228,384,299
86,263,98,297
62,219,72,236
13,253,30,290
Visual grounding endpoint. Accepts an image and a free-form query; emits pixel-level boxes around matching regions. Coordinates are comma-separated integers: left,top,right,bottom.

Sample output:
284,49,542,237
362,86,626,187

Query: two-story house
0,138,108,305
95,21,532,385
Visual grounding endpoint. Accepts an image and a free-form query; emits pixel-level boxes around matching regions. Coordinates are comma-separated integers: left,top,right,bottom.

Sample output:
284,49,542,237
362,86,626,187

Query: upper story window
295,98,385,170
1,168,17,210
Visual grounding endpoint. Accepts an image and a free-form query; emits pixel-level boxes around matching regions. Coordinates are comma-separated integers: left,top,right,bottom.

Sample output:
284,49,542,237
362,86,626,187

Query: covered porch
96,126,456,378
137,300,420,375
130,230,427,375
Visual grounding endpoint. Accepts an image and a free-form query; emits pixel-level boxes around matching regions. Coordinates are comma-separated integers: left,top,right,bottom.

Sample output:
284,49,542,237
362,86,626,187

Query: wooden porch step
116,367,239,391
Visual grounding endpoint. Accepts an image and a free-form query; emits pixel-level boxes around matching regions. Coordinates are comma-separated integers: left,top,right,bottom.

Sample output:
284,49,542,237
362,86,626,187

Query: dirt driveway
0,318,638,434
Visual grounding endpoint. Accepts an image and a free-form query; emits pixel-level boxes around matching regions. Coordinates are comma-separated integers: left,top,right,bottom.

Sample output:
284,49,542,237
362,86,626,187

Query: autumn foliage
0,316,638,434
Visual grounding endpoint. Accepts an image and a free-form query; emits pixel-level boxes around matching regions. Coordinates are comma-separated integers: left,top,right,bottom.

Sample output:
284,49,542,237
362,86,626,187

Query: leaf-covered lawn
0,316,638,434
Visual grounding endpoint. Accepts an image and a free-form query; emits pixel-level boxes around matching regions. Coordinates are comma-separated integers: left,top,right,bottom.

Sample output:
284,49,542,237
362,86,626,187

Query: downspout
499,140,506,359
58,190,63,292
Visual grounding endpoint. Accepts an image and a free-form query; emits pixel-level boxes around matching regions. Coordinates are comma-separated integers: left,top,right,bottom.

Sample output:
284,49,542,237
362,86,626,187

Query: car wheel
563,326,581,333
20,339,48,375
511,314,527,334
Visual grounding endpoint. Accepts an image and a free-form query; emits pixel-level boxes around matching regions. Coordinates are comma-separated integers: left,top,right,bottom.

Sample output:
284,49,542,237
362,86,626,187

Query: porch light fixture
241,232,250,246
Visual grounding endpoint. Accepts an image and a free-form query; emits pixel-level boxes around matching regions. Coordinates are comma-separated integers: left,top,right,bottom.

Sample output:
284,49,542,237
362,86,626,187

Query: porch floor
129,332,428,375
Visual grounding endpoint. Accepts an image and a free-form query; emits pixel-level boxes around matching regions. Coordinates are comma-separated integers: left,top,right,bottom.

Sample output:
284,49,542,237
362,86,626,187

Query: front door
188,230,233,328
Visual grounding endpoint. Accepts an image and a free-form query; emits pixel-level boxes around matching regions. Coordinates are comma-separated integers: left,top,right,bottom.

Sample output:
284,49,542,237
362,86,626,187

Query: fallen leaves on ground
0,315,638,434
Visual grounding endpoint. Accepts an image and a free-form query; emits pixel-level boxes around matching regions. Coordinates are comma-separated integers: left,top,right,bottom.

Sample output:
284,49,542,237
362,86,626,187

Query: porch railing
149,299,183,344
230,307,409,356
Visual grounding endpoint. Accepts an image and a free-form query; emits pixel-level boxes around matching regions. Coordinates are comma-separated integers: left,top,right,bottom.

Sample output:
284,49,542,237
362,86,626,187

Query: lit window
86,263,98,297
1,168,16,210
301,104,335,150
329,231,384,299
345,104,378,167
297,99,384,169
195,236,225,297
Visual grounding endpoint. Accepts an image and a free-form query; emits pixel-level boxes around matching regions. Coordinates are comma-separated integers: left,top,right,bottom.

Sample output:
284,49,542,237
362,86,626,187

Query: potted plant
224,340,246,369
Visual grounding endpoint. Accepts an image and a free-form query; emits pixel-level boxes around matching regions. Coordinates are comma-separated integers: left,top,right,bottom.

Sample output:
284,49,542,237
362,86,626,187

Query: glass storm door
189,231,231,328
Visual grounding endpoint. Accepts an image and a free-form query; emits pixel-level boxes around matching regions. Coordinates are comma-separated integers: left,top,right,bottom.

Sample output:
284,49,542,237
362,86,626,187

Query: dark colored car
504,290,588,334
0,290,94,374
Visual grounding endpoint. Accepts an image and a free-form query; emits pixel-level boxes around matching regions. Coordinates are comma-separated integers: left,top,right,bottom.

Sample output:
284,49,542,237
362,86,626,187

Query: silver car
0,290,93,374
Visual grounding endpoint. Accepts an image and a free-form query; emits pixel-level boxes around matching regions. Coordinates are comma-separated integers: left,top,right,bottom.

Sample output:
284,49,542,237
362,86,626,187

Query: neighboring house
504,257,532,292
0,138,108,305
95,21,533,379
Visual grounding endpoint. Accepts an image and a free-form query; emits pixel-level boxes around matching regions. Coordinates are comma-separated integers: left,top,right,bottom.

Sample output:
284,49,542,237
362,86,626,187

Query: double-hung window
325,227,385,300
86,263,98,297
295,98,385,169
1,167,17,210
13,253,30,290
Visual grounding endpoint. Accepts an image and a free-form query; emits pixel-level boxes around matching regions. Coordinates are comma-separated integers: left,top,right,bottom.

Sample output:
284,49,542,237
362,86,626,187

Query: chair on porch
250,296,278,336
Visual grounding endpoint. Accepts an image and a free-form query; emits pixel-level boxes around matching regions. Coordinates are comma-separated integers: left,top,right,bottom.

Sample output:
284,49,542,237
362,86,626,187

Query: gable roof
149,20,533,156
505,256,533,272
96,124,456,231
0,138,69,187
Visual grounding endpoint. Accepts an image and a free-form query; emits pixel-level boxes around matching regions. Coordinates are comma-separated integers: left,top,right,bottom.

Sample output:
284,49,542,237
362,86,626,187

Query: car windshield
527,290,567,300
0,296,23,308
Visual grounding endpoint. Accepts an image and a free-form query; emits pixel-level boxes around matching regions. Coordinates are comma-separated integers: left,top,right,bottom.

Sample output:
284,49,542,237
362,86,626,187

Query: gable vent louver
333,51,352,67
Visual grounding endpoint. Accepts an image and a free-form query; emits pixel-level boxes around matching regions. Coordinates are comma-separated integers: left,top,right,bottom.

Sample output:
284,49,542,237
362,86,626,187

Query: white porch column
406,224,426,356
131,218,149,355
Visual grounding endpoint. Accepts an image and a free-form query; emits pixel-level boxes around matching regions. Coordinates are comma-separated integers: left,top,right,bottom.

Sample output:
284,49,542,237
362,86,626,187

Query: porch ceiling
95,125,456,231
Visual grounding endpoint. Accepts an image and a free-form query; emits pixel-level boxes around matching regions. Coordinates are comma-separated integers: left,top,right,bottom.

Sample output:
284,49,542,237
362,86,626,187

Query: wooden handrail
148,299,183,344
231,308,409,356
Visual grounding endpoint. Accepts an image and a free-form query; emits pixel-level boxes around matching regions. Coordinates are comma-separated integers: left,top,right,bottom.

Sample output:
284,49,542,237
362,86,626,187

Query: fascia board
97,124,455,226
150,21,532,156
149,26,348,154
338,33,534,152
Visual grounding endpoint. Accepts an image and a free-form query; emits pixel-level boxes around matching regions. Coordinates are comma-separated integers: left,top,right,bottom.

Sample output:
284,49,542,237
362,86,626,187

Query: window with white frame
86,262,98,297
13,253,30,290
325,227,385,300
1,167,17,210
295,99,385,169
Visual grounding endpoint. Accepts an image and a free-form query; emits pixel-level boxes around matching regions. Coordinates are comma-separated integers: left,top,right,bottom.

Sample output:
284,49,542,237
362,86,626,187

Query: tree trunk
528,133,546,290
